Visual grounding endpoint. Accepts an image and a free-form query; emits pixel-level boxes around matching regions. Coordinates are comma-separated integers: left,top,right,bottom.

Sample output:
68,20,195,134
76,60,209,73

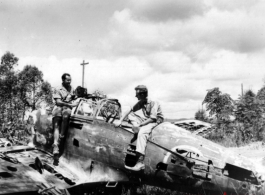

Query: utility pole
80,60,89,87
241,83,243,97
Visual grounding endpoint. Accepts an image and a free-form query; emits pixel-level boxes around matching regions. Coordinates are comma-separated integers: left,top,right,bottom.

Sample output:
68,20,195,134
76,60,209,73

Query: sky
1,0,265,119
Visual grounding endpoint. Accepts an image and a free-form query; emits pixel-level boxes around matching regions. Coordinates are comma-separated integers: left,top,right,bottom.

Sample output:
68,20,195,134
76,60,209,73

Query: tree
92,89,107,101
256,86,265,110
256,86,265,141
235,89,265,142
0,51,53,146
37,81,53,107
194,109,208,122
0,52,20,122
18,65,44,110
257,86,265,101
18,65,53,115
0,51,18,77
235,90,263,124
202,88,234,123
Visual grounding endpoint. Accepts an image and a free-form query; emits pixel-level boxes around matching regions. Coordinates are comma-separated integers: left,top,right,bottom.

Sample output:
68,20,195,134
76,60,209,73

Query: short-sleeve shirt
52,85,75,117
132,99,164,122
53,84,75,104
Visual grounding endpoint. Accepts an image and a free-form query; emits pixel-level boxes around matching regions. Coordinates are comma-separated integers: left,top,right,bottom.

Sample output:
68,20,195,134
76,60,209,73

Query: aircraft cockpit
96,99,121,123
73,98,121,122
75,99,96,117
72,86,122,124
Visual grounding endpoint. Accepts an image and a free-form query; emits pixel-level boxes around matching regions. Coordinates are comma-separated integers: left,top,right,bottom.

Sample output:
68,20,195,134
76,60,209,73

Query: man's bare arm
114,109,132,127
121,109,132,122
55,99,78,108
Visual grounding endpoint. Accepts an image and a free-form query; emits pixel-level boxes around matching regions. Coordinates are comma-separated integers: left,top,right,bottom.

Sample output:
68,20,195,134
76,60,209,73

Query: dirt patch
230,141,265,177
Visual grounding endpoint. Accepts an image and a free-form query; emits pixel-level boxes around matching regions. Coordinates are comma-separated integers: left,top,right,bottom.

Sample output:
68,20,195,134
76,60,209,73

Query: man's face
135,92,141,100
63,75,71,87
135,90,146,101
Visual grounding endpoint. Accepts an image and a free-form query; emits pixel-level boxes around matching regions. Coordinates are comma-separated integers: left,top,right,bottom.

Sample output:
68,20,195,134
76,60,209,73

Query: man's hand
70,102,79,108
132,125,140,134
56,99,79,109
114,120,122,127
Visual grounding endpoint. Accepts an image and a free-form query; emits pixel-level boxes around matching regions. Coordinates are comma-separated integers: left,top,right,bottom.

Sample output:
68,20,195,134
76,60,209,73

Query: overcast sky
1,0,265,119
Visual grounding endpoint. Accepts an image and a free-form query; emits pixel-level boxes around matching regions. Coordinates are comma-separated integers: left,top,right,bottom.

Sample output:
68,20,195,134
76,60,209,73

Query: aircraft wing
0,146,130,195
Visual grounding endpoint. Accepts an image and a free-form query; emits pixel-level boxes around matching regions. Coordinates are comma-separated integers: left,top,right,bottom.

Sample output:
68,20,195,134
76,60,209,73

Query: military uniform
52,85,75,118
129,99,164,155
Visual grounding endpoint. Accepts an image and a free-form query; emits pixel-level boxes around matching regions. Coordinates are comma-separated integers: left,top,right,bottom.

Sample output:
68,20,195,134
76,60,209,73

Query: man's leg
52,117,61,155
126,123,156,171
136,123,156,155
60,107,72,139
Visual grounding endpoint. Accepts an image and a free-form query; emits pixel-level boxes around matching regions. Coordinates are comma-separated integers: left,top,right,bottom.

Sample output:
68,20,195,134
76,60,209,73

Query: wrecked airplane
0,90,265,195
174,119,213,137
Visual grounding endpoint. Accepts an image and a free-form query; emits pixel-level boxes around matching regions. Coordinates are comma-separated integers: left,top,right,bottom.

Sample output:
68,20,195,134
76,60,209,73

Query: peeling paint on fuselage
152,122,256,171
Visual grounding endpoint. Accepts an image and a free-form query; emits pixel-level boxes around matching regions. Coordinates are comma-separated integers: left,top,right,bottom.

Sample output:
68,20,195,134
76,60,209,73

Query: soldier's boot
125,153,145,171
53,143,60,166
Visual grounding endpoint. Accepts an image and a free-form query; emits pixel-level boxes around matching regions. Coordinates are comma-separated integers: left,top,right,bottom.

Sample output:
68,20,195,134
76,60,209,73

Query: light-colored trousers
128,112,157,155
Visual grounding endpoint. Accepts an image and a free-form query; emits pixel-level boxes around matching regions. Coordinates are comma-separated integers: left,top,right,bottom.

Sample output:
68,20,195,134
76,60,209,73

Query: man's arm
114,109,132,127
139,118,155,127
130,117,155,134
53,87,78,108
55,99,78,108
133,101,160,128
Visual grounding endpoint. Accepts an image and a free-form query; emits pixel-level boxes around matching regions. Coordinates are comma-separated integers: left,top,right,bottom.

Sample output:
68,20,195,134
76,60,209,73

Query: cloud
18,55,153,95
145,51,192,74
97,1,265,118
0,0,128,59
16,47,265,120
105,9,165,56
208,0,259,12
201,8,265,53
104,0,265,60
4,0,265,119
129,0,207,21
145,73,208,102
161,100,202,119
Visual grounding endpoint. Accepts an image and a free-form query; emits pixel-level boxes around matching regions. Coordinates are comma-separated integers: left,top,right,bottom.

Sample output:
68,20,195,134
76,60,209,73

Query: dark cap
135,85,148,93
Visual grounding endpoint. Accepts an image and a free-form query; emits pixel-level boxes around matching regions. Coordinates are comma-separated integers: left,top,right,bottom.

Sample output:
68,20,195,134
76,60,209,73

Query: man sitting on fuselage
115,85,164,171
52,73,78,159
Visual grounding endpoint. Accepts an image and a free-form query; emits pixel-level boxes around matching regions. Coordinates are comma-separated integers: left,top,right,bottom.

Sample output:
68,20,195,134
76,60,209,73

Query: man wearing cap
52,73,78,160
115,85,164,171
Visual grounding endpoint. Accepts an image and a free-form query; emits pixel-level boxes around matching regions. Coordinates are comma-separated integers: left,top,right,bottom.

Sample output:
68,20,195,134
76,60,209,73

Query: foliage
194,109,208,122
0,52,20,122
205,123,240,147
17,65,53,110
201,87,265,146
0,51,18,76
235,90,263,124
38,81,53,107
93,89,107,98
234,90,265,142
0,52,53,124
202,88,234,123
257,86,265,101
